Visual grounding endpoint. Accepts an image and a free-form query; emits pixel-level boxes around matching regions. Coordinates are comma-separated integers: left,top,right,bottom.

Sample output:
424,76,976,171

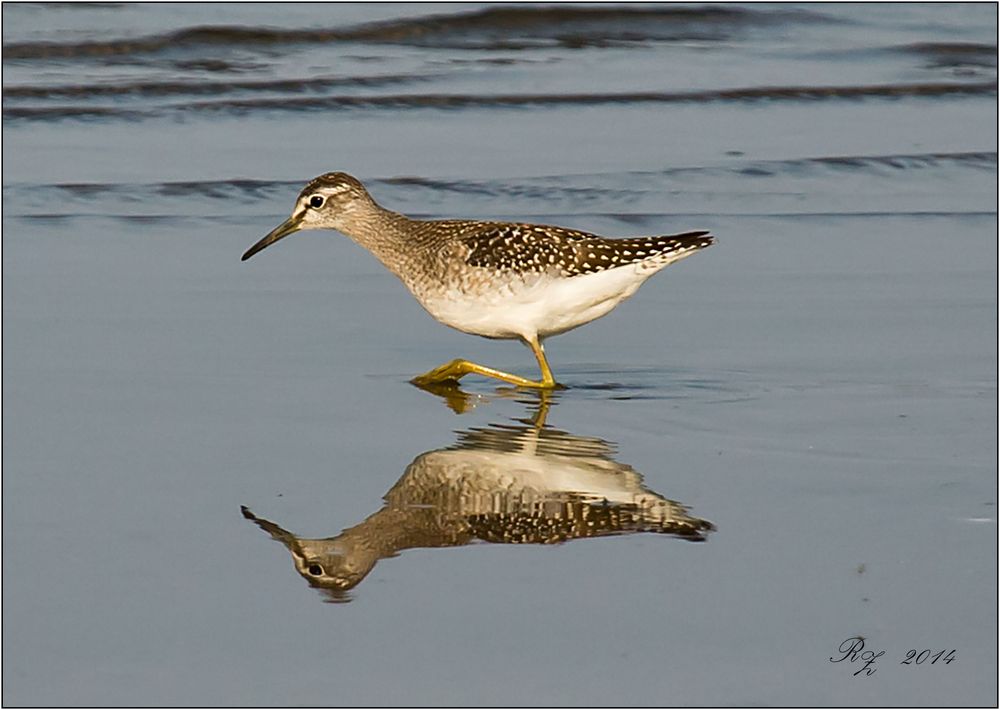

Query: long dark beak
241,215,302,261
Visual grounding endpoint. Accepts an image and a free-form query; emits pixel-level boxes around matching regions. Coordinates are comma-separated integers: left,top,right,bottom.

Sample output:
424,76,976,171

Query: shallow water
2,3,997,706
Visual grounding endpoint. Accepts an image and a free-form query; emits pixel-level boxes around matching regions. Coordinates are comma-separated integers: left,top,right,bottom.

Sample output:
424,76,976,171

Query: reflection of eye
309,195,324,208
307,563,324,576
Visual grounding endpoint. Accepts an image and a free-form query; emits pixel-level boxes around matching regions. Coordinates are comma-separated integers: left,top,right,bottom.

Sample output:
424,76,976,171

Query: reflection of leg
528,389,554,428
411,358,552,388
409,380,481,414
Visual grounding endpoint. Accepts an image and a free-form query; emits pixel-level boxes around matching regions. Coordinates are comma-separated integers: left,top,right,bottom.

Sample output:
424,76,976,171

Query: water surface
3,3,996,706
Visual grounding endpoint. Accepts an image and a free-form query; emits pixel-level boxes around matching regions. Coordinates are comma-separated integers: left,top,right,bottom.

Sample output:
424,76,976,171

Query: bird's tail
624,230,714,272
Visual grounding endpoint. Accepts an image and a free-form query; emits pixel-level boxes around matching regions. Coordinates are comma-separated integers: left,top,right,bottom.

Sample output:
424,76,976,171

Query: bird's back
414,219,713,278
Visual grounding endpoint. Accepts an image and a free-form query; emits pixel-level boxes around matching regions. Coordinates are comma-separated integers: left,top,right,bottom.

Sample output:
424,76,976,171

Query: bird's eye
307,563,324,576
309,195,324,208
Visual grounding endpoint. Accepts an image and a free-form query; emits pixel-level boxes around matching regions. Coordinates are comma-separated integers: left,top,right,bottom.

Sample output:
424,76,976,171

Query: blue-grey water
2,3,997,706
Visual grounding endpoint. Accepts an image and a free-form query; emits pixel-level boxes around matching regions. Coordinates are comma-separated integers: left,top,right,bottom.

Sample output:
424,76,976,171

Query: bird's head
241,505,376,603
241,172,373,261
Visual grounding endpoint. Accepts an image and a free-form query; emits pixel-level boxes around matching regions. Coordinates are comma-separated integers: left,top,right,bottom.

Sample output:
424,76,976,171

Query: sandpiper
242,172,713,388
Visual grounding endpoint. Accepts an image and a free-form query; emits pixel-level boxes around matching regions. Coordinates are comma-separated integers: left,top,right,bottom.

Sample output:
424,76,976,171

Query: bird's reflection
243,389,714,602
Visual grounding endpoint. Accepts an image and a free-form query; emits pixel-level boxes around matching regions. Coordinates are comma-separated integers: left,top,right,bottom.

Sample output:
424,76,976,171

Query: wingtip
674,230,715,247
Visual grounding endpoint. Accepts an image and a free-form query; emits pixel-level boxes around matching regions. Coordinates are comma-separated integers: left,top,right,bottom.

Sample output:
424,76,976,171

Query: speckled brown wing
458,223,714,277
466,500,715,544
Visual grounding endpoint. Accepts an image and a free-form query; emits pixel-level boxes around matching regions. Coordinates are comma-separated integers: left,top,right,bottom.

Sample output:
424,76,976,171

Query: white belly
421,265,653,340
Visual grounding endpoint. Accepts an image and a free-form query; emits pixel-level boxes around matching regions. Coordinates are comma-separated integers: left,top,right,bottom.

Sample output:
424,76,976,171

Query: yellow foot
411,358,561,389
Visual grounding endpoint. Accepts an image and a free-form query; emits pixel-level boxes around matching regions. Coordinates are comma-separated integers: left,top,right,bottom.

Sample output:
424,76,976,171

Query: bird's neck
335,199,430,280
336,505,470,560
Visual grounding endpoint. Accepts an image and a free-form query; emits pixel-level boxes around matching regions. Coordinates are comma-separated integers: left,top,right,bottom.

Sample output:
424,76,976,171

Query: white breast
421,264,654,340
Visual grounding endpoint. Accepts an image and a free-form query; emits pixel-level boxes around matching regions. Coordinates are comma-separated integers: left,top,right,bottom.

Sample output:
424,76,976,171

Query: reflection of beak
240,505,302,553
241,214,302,261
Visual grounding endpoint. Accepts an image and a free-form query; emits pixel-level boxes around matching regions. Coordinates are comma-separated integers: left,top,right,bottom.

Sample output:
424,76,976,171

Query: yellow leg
411,337,561,389
526,338,557,388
